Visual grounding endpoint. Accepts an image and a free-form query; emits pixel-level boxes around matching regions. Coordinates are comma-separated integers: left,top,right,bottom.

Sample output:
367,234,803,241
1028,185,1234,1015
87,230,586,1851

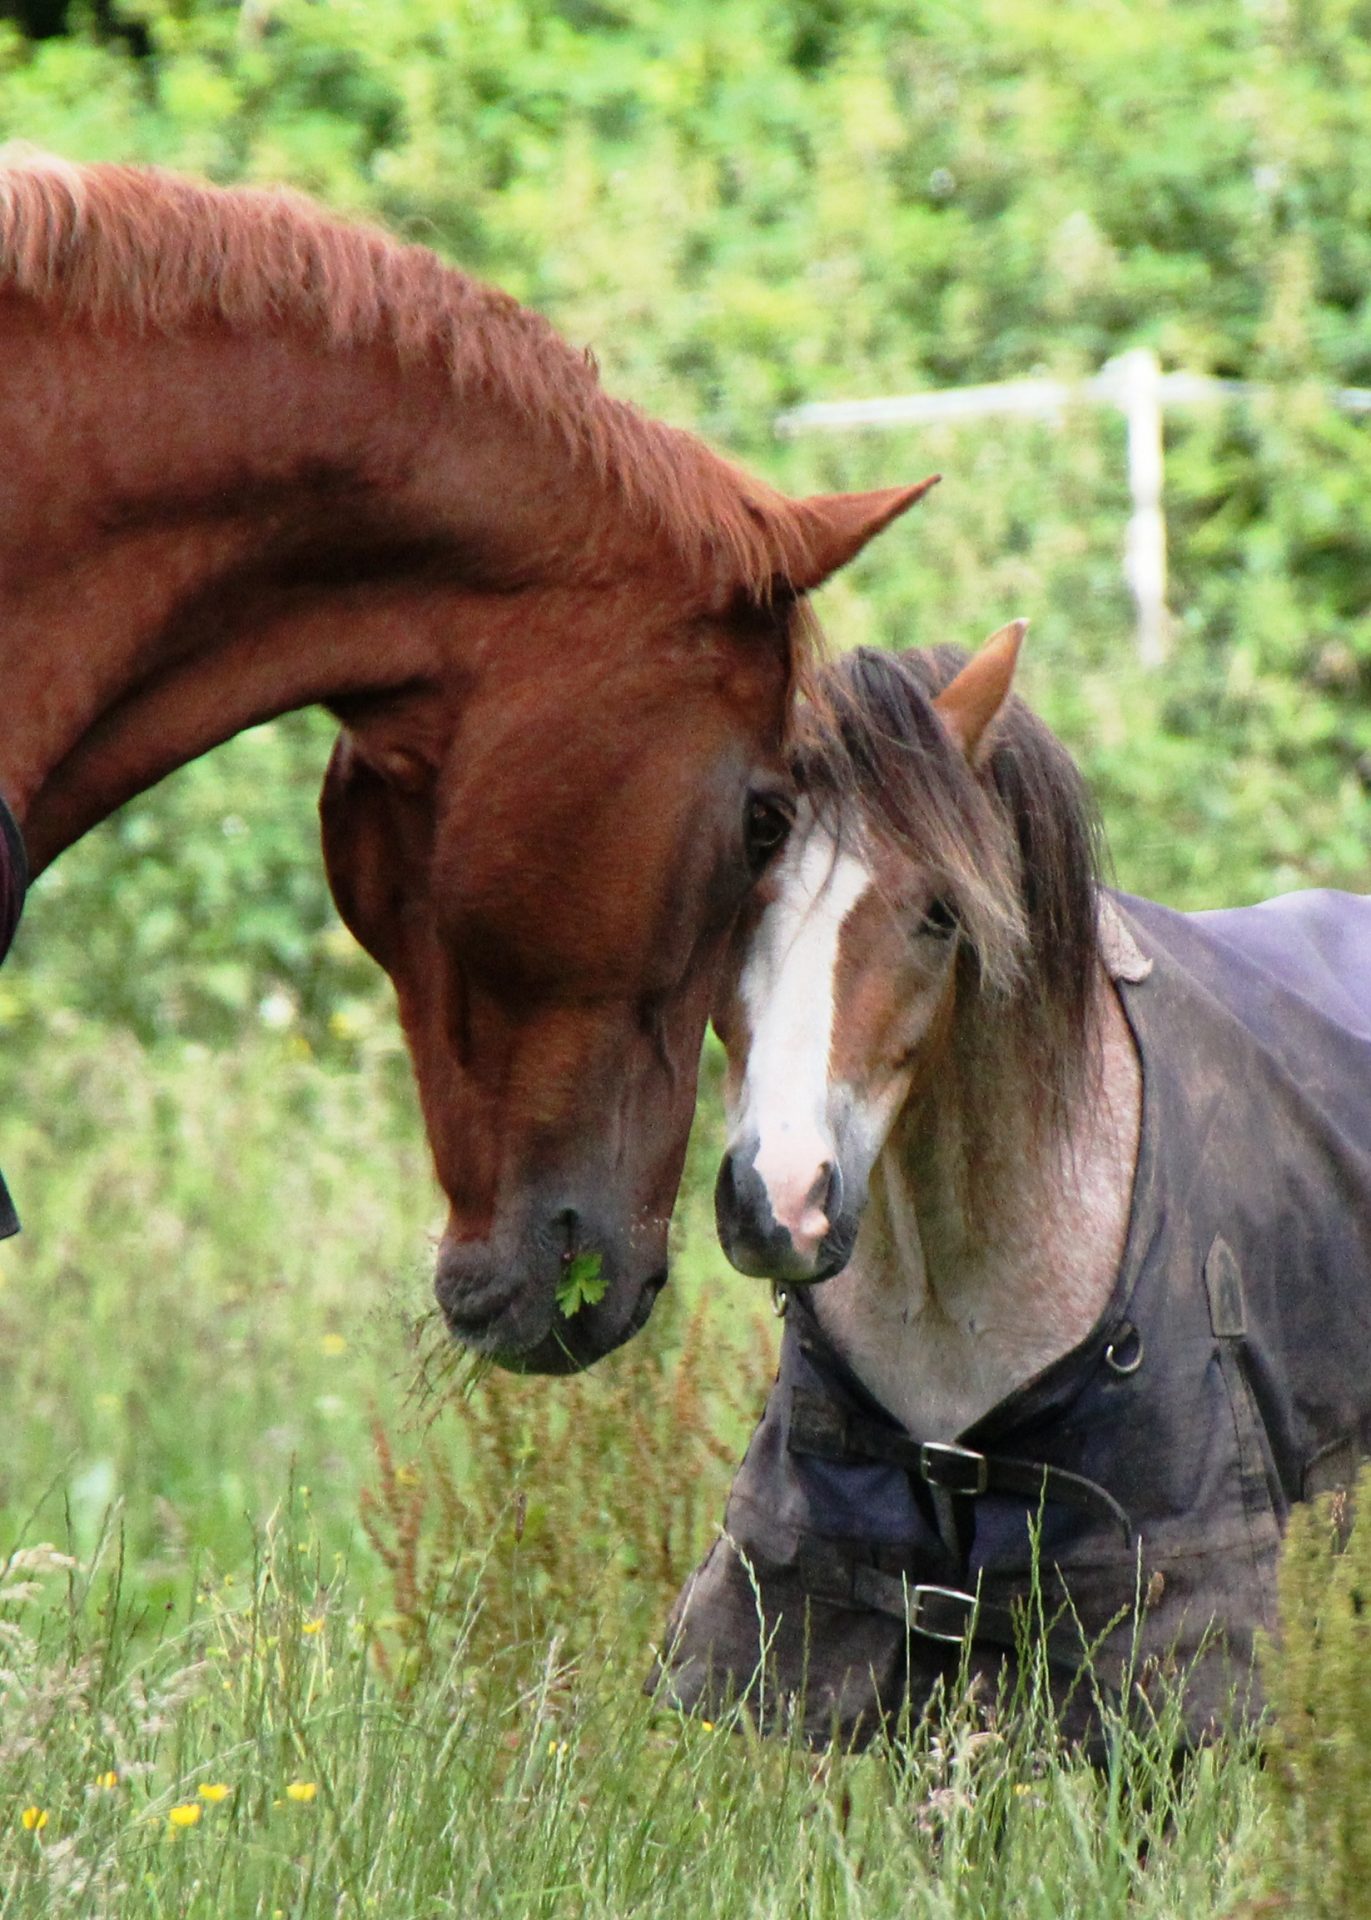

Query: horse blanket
0,792,27,1240
655,887,1371,1749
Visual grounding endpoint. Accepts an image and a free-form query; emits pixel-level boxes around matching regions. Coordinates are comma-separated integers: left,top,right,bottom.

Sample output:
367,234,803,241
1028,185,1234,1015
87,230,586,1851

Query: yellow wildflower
302,1617,325,1636
700,1721,716,1732
168,1804,201,1828
20,1807,47,1832
320,1333,346,1357
95,1771,120,1790
285,1781,317,1803
198,1783,231,1803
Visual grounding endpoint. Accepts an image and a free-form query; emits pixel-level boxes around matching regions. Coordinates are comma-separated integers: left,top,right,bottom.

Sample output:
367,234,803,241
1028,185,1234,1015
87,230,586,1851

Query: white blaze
736,821,873,1250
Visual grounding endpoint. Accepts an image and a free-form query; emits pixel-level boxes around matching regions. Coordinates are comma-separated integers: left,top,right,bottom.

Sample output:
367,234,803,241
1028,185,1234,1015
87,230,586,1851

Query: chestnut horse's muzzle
434,1206,669,1374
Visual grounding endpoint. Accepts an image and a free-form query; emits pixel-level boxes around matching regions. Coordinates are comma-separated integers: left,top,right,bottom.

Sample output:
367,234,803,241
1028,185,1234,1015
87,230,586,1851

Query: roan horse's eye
920,896,959,939
743,793,793,875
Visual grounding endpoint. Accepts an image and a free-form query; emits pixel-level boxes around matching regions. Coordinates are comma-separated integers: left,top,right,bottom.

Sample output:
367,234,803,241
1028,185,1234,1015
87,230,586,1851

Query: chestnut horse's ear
354,740,432,793
328,683,446,795
786,476,940,592
933,619,1028,766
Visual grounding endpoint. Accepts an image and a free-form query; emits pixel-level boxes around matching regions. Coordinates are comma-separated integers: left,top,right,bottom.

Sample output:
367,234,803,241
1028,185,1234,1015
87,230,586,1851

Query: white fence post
1107,349,1170,666
775,363,1371,668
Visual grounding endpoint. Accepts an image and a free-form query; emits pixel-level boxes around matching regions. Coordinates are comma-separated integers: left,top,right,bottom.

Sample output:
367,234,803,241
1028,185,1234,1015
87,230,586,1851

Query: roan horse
661,627,1371,1745
0,151,933,1372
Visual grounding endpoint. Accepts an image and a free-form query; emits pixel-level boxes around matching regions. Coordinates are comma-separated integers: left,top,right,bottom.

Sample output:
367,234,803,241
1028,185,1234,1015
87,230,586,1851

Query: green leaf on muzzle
555,1251,607,1318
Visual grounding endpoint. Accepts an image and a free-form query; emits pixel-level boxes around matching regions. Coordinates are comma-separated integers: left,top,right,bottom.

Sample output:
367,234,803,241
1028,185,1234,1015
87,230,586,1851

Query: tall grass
0,1498,1269,1920
0,1017,1326,1917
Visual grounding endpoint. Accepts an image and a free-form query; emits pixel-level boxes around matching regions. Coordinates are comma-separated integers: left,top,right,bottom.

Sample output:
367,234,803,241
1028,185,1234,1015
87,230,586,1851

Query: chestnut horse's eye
921,896,958,939
743,793,793,875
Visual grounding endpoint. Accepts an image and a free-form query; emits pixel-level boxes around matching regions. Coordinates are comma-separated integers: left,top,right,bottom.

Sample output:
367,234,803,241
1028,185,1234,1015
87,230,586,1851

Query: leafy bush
2,0,1370,1055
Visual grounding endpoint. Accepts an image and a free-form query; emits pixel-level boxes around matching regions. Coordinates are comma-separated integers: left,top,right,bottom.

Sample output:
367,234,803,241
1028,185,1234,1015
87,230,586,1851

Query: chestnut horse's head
0,157,937,1372
319,487,935,1372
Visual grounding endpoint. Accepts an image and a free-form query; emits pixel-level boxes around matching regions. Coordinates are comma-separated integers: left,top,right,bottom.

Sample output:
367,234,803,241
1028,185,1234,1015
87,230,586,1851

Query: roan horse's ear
786,477,941,592
933,619,1029,767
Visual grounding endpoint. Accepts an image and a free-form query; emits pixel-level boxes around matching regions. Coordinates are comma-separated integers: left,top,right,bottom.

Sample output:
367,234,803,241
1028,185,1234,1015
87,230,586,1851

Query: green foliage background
2,0,1370,1047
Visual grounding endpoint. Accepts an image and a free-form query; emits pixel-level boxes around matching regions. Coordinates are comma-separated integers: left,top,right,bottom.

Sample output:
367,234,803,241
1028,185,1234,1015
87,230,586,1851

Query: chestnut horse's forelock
0,150,814,598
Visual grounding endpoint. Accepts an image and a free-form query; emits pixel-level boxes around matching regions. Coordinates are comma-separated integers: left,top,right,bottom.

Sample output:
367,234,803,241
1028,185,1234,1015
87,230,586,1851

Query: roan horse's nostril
715,1155,737,1214
816,1161,843,1225
788,1160,839,1256
550,1207,580,1254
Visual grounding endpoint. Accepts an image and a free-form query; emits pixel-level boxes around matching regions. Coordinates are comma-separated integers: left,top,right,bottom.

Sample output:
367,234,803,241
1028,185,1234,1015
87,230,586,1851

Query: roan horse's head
319,491,935,1373
714,623,1095,1286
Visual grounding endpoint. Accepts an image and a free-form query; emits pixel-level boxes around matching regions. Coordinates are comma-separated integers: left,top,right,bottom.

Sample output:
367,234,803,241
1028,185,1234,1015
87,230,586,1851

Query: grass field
0,1020,1353,1918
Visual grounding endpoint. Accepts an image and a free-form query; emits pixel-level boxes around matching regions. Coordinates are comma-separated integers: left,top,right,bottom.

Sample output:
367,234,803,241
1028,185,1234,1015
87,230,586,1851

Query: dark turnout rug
657,887,1371,1749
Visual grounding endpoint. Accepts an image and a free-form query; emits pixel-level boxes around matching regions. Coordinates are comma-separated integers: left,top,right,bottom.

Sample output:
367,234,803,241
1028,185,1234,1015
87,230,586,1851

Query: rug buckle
919,1441,990,1497
904,1583,979,1646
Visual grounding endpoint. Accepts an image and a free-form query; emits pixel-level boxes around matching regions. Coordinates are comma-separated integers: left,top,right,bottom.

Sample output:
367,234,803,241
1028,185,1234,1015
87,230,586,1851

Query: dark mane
798,645,1105,1201
0,150,802,596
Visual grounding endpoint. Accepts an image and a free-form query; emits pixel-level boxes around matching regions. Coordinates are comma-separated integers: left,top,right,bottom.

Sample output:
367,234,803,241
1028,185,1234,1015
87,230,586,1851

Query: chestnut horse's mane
0,150,799,593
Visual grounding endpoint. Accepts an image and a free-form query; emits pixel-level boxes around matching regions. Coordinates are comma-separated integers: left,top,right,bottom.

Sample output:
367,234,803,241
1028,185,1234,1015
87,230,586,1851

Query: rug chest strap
789,1387,1133,1546
794,1542,1086,1673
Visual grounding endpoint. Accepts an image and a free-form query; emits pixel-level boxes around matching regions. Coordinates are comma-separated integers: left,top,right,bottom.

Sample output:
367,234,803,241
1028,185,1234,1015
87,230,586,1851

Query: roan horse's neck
0,301,598,872
813,958,1142,1439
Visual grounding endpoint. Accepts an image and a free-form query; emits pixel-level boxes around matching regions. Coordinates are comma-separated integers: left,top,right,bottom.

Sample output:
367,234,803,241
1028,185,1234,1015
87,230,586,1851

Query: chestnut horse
663,629,1371,1744
0,152,933,1372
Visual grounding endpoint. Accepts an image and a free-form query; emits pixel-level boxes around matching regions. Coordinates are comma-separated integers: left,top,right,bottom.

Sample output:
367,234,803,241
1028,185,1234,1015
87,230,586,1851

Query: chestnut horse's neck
0,306,655,872
812,932,1143,1440
0,159,792,873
